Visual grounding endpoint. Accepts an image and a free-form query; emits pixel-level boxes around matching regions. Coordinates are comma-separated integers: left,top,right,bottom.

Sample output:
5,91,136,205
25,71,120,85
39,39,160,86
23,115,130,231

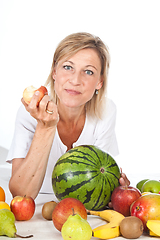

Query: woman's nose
69,72,82,85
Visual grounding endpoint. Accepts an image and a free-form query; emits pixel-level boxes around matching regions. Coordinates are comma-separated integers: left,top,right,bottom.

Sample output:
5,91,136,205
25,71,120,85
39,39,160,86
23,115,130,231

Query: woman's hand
22,90,59,128
119,167,130,187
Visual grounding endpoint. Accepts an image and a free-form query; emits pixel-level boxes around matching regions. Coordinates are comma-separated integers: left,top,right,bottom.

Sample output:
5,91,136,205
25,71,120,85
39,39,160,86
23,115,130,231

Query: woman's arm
9,124,56,199
9,91,59,199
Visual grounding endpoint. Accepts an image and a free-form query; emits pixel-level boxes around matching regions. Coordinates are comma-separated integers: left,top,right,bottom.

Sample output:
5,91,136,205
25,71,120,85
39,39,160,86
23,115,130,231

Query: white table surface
0,163,160,240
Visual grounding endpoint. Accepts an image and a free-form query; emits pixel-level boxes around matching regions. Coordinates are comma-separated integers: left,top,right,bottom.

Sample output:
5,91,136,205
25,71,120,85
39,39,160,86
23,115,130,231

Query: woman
7,32,130,200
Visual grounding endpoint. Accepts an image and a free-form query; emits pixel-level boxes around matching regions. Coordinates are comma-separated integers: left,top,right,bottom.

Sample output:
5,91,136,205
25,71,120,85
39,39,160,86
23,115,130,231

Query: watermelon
52,145,120,210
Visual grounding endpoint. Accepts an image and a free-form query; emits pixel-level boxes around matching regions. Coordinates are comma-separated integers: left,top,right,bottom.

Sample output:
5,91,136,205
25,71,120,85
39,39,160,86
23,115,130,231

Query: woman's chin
59,99,85,109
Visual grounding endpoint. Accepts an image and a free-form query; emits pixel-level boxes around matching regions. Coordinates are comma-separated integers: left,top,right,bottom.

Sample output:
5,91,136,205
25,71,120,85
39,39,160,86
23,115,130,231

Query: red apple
23,85,48,105
111,185,141,217
10,195,35,221
52,198,87,231
131,193,160,231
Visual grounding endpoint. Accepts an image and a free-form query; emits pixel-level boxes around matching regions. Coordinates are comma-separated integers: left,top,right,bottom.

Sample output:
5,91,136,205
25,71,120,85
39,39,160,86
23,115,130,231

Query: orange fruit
0,201,11,210
0,186,5,202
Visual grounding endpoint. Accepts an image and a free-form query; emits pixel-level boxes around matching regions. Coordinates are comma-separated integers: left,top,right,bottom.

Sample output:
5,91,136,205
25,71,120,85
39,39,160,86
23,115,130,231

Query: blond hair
45,32,110,118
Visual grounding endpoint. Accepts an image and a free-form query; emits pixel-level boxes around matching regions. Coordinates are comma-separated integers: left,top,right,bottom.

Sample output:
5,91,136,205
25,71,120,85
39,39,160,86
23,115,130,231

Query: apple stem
71,208,76,216
15,233,33,238
86,209,90,215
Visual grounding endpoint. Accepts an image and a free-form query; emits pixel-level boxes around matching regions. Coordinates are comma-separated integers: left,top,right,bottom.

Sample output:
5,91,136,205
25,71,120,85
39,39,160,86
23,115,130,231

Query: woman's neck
57,102,86,127
57,103,86,151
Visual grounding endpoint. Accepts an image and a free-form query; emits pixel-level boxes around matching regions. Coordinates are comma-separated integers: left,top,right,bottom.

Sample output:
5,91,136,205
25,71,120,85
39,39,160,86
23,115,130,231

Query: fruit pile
1,177,160,239
43,192,160,239
51,144,160,238
41,178,160,240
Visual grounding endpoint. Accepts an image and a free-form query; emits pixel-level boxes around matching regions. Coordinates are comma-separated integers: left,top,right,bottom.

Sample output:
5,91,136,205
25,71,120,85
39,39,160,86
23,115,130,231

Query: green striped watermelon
52,145,120,210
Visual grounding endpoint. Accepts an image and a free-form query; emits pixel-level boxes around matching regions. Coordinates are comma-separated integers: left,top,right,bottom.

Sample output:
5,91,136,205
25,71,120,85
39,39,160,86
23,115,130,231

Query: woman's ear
52,67,56,80
96,77,104,90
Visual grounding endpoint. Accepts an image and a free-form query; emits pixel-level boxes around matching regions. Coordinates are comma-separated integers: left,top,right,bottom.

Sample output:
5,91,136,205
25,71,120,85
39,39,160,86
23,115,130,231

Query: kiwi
42,201,57,220
120,216,144,239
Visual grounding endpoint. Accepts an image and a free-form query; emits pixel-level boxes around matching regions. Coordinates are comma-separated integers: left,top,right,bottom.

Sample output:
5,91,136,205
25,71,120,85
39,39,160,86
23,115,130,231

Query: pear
61,208,92,240
0,209,33,238
0,209,16,237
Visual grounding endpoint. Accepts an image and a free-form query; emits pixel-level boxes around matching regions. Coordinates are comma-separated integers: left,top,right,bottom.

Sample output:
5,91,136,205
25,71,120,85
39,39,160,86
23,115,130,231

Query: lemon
0,201,11,211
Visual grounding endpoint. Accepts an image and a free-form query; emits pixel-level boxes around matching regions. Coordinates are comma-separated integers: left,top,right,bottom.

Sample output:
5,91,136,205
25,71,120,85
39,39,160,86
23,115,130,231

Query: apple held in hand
10,195,35,221
111,186,141,217
142,180,160,194
52,198,87,232
131,193,160,231
23,85,48,105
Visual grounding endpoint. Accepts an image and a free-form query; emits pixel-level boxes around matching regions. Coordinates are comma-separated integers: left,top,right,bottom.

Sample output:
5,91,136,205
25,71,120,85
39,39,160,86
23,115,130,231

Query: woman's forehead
58,48,101,65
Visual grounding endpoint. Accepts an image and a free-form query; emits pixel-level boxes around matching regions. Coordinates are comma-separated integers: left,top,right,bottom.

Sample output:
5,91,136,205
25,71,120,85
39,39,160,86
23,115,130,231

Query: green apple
142,180,160,194
136,179,149,192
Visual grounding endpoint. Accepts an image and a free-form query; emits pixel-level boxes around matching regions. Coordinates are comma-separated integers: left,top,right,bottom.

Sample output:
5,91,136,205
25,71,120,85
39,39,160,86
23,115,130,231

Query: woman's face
52,48,103,109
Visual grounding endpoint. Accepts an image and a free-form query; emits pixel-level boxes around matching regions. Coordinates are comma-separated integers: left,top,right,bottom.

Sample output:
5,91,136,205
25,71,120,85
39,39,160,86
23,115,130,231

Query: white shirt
7,98,119,193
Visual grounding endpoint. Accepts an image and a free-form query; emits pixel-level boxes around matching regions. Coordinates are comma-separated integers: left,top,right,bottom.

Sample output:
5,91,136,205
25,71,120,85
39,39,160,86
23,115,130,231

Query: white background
0,0,160,175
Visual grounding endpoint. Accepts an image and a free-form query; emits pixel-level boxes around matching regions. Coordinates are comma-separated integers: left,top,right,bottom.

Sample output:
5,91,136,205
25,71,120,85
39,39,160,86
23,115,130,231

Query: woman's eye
63,65,72,70
85,70,94,75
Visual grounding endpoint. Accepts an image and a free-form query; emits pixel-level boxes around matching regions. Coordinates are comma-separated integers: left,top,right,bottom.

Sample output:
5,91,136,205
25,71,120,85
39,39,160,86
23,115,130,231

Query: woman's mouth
65,89,81,95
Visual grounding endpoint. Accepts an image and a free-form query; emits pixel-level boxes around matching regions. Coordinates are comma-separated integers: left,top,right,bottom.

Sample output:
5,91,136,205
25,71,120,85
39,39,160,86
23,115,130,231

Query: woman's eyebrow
85,65,98,71
63,60,74,65
63,61,97,71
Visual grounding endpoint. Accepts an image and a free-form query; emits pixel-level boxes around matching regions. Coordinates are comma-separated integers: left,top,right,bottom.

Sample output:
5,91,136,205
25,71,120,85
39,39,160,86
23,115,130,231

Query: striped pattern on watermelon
52,145,120,210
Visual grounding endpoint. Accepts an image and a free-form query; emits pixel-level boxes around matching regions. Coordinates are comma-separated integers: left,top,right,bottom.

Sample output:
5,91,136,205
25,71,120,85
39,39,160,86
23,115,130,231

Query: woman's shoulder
98,98,117,121
105,98,117,113
102,98,117,120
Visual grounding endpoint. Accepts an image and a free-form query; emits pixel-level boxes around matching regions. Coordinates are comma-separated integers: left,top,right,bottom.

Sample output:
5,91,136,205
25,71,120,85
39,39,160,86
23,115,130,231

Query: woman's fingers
119,168,130,186
45,100,55,113
22,91,41,113
22,92,59,126
28,91,41,108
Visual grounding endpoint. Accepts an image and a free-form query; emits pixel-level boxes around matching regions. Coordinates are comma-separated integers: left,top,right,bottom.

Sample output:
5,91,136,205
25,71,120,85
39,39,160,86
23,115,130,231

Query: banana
87,209,125,239
149,230,159,237
147,220,160,237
